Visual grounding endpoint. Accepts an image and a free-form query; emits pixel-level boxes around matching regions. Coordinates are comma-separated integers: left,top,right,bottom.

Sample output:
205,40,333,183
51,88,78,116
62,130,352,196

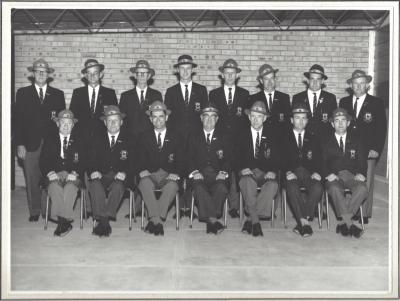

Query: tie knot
356,97,359,101
141,90,144,94
229,87,232,91
185,84,188,88
268,93,272,97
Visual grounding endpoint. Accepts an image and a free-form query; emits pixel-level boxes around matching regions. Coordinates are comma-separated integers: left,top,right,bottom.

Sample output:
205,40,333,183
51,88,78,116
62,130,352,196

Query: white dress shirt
35,84,47,99
154,128,167,147
88,85,100,111
263,90,275,111
136,86,148,102
352,93,367,118
224,85,236,105
335,132,347,152
307,89,322,115
180,81,192,101
293,129,305,148
251,127,263,157
204,129,215,142
108,132,120,147
59,133,70,159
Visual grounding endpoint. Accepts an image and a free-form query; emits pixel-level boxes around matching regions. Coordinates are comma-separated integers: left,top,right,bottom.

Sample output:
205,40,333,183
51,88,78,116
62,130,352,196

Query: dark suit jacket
236,126,279,174
281,129,322,175
322,131,367,178
187,128,232,175
39,127,85,180
339,94,387,156
15,85,65,151
209,86,249,135
164,82,208,137
119,87,163,138
292,90,337,140
137,128,183,176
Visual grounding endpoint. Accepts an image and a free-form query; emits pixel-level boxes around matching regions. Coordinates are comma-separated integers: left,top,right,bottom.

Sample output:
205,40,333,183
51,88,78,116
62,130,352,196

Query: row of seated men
14,55,387,239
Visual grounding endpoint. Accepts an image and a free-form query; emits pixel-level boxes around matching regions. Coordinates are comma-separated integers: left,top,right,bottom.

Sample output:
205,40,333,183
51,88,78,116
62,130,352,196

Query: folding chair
189,195,229,228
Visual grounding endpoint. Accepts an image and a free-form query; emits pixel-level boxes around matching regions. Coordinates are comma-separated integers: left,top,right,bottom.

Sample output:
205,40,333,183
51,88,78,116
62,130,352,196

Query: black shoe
206,222,215,234
258,215,271,221
154,223,164,236
349,224,364,238
337,216,343,222
351,215,359,221
145,221,155,234
92,223,105,237
336,223,349,237
59,222,73,237
29,215,40,222
358,216,369,224
104,222,112,237
53,224,62,236
293,225,303,236
241,220,252,234
108,216,116,222
307,217,314,222
252,223,263,237
302,225,313,237
213,221,224,234
229,209,240,218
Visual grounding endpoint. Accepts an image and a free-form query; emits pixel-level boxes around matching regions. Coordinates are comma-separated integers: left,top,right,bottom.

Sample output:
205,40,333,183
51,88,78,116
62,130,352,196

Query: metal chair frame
189,194,229,228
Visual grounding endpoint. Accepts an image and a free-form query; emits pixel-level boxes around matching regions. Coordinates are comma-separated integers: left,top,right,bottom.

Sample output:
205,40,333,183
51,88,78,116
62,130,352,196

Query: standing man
137,101,183,236
209,59,249,219
15,59,66,221
322,108,368,238
292,64,337,141
164,54,208,216
339,70,387,223
187,104,232,234
237,101,279,237
282,103,323,237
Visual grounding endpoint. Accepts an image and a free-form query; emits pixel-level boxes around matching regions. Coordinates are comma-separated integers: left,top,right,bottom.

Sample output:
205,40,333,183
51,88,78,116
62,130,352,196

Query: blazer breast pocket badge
194,102,201,112
264,147,271,159
236,107,242,117
120,150,128,160
363,112,373,123
307,150,313,160
322,113,328,123
216,149,224,159
73,152,79,163
350,149,356,159
51,111,56,119
168,153,175,163
279,113,285,122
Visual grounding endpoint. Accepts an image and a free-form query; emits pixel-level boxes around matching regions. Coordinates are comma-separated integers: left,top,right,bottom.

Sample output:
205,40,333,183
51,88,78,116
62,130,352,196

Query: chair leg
318,202,322,229
224,198,228,228
175,194,179,230
282,189,287,228
190,195,194,228
141,199,145,230
271,198,275,228
80,190,84,230
133,192,137,223
44,195,49,230
325,190,330,230
129,190,133,231
360,205,365,230
239,192,243,223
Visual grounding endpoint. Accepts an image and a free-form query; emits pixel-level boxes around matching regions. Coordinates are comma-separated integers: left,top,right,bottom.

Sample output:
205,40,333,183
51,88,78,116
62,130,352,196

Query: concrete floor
10,187,389,296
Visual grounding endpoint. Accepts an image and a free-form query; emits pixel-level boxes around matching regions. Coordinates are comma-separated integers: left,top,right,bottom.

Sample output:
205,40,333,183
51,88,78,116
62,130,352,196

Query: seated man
40,110,85,237
323,108,368,238
88,105,133,237
282,103,323,237
188,103,232,234
236,101,279,237
137,101,182,236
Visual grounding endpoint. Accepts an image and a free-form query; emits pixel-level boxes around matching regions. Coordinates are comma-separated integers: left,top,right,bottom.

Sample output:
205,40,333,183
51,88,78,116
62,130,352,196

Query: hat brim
257,69,279,79
146,109,171,116
346,75,372,84
28,66,55,74
53,117,78,123
173,62,198,68
81,64,105,74
244,108,270,117
304,71,328,80
130,67,155,77
218,66,241,73
99,112,126,121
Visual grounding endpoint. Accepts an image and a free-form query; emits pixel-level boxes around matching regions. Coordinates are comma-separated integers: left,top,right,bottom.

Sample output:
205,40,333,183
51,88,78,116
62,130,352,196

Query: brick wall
13,30,371,187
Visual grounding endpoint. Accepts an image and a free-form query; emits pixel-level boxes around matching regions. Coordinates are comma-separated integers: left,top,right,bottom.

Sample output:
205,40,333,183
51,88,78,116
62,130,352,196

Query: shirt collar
35,83,47,94
353,93,367,103
251,126,263,135
108,131,120,141
136,86,148,97
204,128,215,138
89,85,100,92
293,129,305,136
59,133,70,140
263,90,275,98
180,81,192,89
308,89,321,98
154,128,167,136
335,132,346,142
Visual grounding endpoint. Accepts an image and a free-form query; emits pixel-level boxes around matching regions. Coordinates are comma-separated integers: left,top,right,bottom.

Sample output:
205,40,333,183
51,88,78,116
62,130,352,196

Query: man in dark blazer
322,108,368,238
137,101,183,236
282,103,323,237
15,59,66,221
164,54,208,216
87,106,133,237
339,70,387,223
40,110,85,237
237,101,279,237
292,64,337,141
209,59,249,219
187,104,232,234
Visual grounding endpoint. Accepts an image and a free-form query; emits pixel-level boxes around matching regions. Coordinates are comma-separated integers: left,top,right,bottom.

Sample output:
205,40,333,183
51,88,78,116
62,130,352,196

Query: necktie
184,84,189,105
157,132,162,149
39,88,44,104
110,135,116,148
206,133,211,145
228,87,233,106
140,90,145,104
90,88,96,114
354,97,359,117
255,132,260,158
313,93,317,116
298,133,302,150
339,136,344,155
268,93,273,111
62,136,68,158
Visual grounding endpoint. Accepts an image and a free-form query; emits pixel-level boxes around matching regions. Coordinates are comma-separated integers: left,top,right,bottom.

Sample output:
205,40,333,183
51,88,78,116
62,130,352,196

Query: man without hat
164,54,208,217
87,106,133,237
15,58,66,222
209,59,250,219
187,103,233,234
322,108,368,238
282,103,323,237
39,110,85,236
236,101,279,237
339,70,387,224
137,101,183,236
292,64,337,141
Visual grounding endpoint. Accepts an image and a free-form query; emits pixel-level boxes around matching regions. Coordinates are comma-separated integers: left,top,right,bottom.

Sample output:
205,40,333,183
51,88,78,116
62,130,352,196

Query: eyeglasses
136,72,148,76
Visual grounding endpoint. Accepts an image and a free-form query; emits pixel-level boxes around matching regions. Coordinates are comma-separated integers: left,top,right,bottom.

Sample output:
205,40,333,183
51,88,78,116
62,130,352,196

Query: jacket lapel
95,86,104,115
357,94,370,121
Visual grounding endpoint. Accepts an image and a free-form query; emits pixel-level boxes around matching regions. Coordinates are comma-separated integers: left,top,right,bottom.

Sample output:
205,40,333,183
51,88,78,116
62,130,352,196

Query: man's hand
265,171,276,180
193,171,204,180
139,170,151,178
216,171,228,181
47,171,59,182
17,145,26,160
90,171,102,180
66,173,77,182
115,172,126,181
311,172,321,181
166,173,180,181
286,171,297,181
368,150,379,159
241,168,253,176
325,173,338,182
354,173,366,182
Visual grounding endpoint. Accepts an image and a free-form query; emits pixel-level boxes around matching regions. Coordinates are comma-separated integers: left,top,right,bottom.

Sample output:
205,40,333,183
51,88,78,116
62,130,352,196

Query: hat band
310,69,324,75
179,59,193,64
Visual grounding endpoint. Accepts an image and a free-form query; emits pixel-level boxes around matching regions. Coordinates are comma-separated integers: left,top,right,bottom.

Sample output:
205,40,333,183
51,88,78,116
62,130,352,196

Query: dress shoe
258,215,271,222
144,221,155,234
302,225,313,237
29,215,39,222
229,209,240,219
349,224,364,238
59,222,73,237
336,223,349,237
108,216,116,222
293,225,303,236
252,223,263,237
351,215,359,221
206,222,215,234
154,223,164,236
92,223,105,237
213,221,224,234
307,217,314,222
53,224,62,236
241,220,252,234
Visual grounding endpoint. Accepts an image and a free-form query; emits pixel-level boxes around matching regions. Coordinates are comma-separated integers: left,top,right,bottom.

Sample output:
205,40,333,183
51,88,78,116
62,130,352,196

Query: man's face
33,67,49,87
332,116,350,135
201,112,218,132
260,72,276,92
291,113,308,131
308,73,323,91
222,68,237,86
178,64,193,82
58,118,74,136
85,66,102,87
351,77,368,97
249,111,267,130
105,115,122,134
150,110,168,130
136,67,150,87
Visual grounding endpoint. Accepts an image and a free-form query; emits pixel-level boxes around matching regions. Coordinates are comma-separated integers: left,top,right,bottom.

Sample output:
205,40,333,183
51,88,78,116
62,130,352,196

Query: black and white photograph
1,1,398,300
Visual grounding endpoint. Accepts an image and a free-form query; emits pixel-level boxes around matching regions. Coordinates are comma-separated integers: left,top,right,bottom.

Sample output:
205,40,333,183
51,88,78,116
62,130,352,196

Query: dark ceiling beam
362,10,379,27
237,10,256,31
46,9,67,34
212,11,219,26
189,10,209,32
217,10,235,31
285,10,302,31
376,11,389,29
333,10,349,29
143,10,161,32
71,10,92,33
264,10,282,30
95,10,115,33
22,10,45,34
313,10,333,30
119,10,141,32
11,9,19,17
168,10,187,32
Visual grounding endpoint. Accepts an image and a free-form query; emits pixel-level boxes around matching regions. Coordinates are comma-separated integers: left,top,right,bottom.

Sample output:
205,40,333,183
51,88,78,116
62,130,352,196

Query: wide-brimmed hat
53,109,77,123
201,103,219,115
173,54,198,68
27,58,54,73
304,64,328,80
81,59,105,74
245,101,270,116
330,108,352,122
257,64,279,79
346,69,372,84
100,105,126,121
146,101,171,116
291,102,310,116
218,58,241,73
129,60,155,77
